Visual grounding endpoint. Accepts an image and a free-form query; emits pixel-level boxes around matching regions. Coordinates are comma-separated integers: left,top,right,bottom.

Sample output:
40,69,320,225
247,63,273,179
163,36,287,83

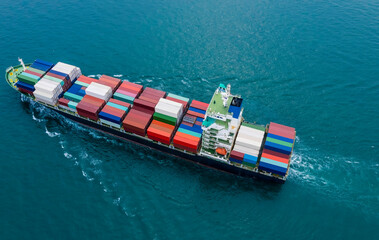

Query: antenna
227,84,231,95
18,57,26,71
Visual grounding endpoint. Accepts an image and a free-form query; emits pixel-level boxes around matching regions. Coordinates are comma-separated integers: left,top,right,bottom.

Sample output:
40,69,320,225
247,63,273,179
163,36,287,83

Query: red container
194,121,202,126
58,98,69,107
123,109,153,136
147,125,172,145
102,105,127,118
109,98,131,108
270,122,295,133
142,87,166,98
19,88,34,96
138,95,160,104
118,81,143,94
173,142,198,153
268,127,295,140
262,149,290,160
116,89,138,98
181,121,193,127
77,101,100,121
165,96,188,108
186,110,205,119
230,150,244,161
81,95,105,108
132,105,154,115
133,98,156,112
190,100,209,111
100,75,121,85
46,72,68,82
173,134,200,150
175,131,200,143
25,69,43,77
261,150,289,164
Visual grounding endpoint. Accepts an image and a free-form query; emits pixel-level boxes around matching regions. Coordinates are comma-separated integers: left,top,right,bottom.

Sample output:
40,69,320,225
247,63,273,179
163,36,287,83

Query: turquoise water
1,0,378,239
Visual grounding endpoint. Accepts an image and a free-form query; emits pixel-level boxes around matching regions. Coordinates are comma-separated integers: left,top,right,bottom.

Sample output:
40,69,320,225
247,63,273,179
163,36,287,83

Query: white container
239,126,265,138
235,136,262,150
233,145,259,157
52,62,82,81
155,98,183,119
34,89,60,105
34,78,63,96
85,82,112,101
237,131,264,143
235,139,261,151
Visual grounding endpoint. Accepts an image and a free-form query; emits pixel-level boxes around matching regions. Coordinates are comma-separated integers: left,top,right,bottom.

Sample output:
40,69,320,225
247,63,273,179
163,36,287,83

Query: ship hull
55,109,285,183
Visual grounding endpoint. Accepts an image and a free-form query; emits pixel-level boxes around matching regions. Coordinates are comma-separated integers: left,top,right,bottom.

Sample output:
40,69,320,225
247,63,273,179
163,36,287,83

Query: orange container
175,131,200,143
186,110,205,118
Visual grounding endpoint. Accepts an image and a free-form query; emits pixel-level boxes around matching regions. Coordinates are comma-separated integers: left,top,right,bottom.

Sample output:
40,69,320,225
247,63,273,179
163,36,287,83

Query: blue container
258,162,287,176
30,62,51,72
264,141,292,155
77,89,86,96
243,154,257,164
228,105,241,119
230,157,243,164
16,81,35,91
189,107,206,115
99,111,121,124
67,84,81,94
196,117,204,122
267,133,294,143
49,70,68,78
35,59,54,67
180,124,203,134
260,157,288,169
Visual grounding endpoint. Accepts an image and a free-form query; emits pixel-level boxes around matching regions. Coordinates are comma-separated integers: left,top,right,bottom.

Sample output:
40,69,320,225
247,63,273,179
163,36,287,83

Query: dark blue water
1,0,378,239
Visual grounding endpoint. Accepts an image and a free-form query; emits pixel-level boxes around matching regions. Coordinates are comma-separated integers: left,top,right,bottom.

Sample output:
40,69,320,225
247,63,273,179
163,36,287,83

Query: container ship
5,59,296,183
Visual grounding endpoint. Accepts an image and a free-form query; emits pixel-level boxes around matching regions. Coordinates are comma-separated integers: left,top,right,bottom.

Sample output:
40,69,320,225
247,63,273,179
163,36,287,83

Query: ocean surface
0,0,378,239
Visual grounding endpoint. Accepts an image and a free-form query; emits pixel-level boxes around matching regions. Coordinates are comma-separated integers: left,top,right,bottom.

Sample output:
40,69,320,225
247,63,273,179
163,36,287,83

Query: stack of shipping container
16,59,54,96
59,76,97,112
99,98,130,128
122,86,164,136
147,98,184,145
113,81,143,104
75,81,113,120
258,122,295,176
229,122,265,167
33,61,81,106
172,100,208,153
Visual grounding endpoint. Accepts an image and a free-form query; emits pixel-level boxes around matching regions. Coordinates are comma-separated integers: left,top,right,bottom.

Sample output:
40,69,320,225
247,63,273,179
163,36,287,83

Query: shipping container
190,100,209,111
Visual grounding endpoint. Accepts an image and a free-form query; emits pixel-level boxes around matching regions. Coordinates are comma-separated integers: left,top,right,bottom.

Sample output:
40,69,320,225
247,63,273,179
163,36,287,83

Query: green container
242,122,265,132
113,92,134,104
68,101,78,110
167,93,189,102
44,75,64,86
266,137,293,148
18,74,39,85
153,112,176,126
27,67,45,75
75,80,89,87
177,128,202,138
64,92,83,103
243,162,256,168
107,102,129,112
